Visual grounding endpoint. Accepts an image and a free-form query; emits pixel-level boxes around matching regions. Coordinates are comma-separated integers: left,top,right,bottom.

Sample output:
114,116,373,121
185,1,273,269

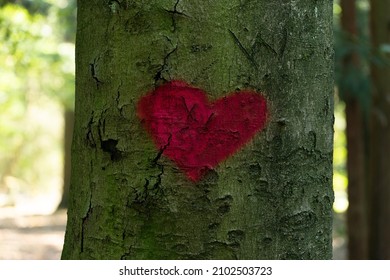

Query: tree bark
340,0,369,260
369,0,390,259
62,0,334,259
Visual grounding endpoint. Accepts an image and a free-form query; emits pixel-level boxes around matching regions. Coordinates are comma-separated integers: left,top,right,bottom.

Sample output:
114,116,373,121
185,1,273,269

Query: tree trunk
62,0,334,259
340,0,369,259
58,109,74,209
369,0,390,259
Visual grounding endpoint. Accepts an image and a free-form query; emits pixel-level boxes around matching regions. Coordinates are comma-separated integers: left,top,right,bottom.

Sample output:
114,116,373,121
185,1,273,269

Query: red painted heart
137,80,268,181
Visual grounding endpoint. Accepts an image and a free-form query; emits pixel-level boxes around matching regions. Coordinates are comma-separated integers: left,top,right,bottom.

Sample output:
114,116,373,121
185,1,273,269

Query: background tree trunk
62,0,334,259
58,109,74,209
340,0,369,260
369,0,390,259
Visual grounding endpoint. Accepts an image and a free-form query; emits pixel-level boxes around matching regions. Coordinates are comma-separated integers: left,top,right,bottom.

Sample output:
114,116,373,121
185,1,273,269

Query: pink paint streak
137,80,268,181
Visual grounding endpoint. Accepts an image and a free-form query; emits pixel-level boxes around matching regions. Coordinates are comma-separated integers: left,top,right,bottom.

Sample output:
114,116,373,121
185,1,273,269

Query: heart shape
137,80,268,181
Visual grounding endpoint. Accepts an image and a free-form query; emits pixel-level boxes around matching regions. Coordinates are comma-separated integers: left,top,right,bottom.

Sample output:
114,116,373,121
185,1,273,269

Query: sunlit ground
0,209,66,260
0,95,66,260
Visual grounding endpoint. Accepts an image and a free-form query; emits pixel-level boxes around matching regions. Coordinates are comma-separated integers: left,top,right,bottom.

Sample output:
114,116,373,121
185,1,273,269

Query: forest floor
0,208,66,260
0,208,346,260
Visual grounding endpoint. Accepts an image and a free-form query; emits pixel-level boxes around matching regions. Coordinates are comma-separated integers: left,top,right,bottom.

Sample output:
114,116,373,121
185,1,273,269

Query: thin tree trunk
62,0,334,259
340,0,369,259
369,0,390,259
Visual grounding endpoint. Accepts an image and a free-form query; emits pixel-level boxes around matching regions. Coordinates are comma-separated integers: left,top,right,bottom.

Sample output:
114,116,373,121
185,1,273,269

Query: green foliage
0,1,75,203
1,1,75,103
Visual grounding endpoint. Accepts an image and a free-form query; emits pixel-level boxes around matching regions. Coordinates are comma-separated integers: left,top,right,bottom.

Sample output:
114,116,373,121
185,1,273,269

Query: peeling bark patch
137,80,268,181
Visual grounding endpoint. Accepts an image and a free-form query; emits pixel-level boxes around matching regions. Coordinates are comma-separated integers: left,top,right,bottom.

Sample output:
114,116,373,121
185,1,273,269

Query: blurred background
0,0,388,259
0,0,75,259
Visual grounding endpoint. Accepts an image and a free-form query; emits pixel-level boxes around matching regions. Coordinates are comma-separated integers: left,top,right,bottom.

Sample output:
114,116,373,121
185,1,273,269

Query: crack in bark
115,80,123,109
81,163,94,254
139,178,150,202
81,203,92,253
153,45,178,85
89,58,104,89
86,112,96,148
133,135,170,207
152,133,172,165
115,80,130,118
97,115,104,146
148,135,171,199
165,0,189,32
120,245,133,260
153,1,186,85
153,163,164,192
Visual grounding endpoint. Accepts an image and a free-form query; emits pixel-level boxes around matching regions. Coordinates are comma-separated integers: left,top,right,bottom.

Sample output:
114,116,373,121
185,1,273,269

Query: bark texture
369,0,390,259
62,0,334,259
